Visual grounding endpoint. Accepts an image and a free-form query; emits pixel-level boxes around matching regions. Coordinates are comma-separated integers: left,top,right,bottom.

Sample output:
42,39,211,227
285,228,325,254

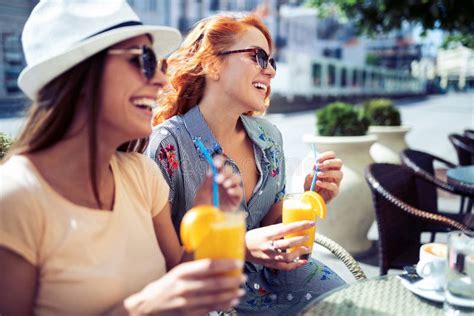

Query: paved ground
1,92,472,282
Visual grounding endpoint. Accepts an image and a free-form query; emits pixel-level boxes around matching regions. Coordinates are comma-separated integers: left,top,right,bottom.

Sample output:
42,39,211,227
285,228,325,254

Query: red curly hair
153,14,273,126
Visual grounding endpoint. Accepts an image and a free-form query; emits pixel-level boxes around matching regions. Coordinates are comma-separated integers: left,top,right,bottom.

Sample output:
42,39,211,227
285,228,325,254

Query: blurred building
0,0,37,99
437,46,474,91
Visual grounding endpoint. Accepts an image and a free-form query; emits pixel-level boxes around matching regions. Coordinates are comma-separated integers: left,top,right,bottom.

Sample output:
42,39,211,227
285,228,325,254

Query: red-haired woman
148,14,345,314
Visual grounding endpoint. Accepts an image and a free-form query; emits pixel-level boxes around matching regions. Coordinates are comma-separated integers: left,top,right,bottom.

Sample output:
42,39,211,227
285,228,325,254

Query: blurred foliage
363,99,401,126
316,102,369,136
441,33,474,49
0,133,13,160
365,53,381,66
306,0,474,49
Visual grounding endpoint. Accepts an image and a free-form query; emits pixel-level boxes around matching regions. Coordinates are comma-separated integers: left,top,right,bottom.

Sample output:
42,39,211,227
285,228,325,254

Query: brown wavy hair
153,14,273,126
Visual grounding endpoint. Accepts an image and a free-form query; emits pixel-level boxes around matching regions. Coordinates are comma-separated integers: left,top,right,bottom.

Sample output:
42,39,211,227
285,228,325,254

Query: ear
204,60,221,82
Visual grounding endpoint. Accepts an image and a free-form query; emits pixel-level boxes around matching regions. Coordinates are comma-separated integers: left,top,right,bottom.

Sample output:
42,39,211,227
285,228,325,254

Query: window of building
2,33,24,94
328,64,336,86
312,63,321,86
341,67,347,87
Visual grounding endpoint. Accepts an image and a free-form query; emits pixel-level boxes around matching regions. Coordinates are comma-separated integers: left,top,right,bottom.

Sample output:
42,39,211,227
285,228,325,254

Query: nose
263,62,276,79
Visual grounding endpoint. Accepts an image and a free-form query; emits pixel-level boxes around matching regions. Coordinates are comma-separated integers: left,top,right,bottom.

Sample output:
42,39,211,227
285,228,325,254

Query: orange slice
180,205,224,251
301,191,326,219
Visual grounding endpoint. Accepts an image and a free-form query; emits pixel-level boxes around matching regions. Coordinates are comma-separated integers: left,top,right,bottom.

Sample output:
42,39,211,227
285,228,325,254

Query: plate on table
399,276,474,308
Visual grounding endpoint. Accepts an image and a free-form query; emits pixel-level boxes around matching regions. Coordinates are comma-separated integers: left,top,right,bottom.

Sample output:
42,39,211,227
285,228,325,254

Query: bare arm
0,247,38,316
152,202,183,271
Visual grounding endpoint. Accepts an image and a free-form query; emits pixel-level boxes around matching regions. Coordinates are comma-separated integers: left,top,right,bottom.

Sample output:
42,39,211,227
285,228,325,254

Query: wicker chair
464,129,474,141
315,234,367,281
365,163,473,275
449,133,474,166
400,149,471,214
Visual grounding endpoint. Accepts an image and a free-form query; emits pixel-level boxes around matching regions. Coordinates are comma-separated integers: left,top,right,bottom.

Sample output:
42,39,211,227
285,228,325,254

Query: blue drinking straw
194,138,219,208
310,143,319,192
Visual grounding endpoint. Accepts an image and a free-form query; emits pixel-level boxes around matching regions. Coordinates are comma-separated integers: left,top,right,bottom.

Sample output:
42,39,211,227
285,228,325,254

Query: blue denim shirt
147,106,286,234
146,106,344,315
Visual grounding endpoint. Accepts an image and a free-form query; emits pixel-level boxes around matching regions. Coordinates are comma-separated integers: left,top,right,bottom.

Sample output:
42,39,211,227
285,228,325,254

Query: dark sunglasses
108,46,167,81
217,47,276,71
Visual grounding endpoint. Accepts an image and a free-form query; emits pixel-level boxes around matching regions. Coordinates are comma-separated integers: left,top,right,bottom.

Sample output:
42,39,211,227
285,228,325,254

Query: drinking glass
443,231,474,315
282,193,317,260
194,211,246,276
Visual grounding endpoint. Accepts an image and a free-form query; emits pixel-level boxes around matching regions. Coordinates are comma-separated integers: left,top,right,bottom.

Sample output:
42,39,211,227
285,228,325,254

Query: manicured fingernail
238,289,246,296
231,298,240,306
234,260,244,268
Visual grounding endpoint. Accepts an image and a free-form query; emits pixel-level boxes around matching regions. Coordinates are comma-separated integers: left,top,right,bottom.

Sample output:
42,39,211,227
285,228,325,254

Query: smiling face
215,26,276,113
100,35,167,144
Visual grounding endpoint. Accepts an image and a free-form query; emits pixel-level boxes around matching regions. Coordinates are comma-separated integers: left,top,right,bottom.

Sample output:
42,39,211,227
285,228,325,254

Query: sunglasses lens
141,47,157,80
256,49,268,69
269,58,276,71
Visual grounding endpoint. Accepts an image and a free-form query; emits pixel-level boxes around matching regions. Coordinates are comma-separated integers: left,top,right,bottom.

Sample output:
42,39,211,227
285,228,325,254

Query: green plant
363,99,401,126
0,133,13,159
316,102,369,136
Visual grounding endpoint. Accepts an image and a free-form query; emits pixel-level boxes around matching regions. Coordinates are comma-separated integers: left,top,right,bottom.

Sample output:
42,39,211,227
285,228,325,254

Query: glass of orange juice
181,206,246,276
282,192,326,259
194,211,246,276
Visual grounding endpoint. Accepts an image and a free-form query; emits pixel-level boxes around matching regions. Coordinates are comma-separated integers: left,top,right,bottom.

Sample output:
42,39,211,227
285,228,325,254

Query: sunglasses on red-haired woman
218,47,276,71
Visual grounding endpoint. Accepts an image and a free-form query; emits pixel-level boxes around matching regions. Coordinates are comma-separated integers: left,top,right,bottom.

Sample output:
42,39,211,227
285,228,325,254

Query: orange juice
282,196,317,258
193,212,246,276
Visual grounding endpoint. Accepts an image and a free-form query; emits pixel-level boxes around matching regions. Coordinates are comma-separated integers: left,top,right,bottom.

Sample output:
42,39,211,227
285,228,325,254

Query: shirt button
160,130,169,135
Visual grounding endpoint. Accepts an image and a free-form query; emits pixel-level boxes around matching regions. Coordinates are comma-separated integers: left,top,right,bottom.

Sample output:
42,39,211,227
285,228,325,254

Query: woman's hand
245,221,315,271
304,151,343,203
194,156,243,212
121,259,246,316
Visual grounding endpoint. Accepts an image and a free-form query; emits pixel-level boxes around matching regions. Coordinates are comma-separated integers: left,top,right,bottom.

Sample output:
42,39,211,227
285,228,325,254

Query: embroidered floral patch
158,144,178,177
245,283,275,308
257,126,281,177
303,259,338,286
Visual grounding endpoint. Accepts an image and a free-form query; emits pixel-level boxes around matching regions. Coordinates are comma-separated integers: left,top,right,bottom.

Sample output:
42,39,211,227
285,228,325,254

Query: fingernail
231,298,240,306
234,260,244,268
238,289,246,296
216,174,225,183
240,274,248,283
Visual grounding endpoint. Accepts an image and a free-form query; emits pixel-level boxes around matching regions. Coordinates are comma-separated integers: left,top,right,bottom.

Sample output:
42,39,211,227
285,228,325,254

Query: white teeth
132,98,157,110
253,82,267,92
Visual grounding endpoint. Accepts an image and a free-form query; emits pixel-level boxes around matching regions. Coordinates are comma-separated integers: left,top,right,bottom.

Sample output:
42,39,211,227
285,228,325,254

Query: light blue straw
194,139,219,208
310,143,319,192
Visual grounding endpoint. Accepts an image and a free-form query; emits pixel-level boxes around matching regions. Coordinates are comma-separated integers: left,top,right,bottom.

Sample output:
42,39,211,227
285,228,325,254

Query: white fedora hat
18,0,182,100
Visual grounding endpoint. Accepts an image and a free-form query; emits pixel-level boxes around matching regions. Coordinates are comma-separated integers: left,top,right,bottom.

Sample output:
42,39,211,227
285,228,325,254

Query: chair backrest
449,133,474,166
464,129,474,141
400,149,456,213
365,163,471,275
315,234,367,281
365,163,424,274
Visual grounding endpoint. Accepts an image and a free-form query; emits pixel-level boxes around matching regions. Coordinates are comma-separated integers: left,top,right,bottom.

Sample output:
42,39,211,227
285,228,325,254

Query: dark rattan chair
464,129,474,141
400,149,472,214
449,133,474,166
365,163,473,275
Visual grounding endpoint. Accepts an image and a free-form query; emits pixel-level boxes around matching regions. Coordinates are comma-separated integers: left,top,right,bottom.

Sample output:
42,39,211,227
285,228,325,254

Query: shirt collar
182,106,274,156
182,106,223,156
240,115,274,150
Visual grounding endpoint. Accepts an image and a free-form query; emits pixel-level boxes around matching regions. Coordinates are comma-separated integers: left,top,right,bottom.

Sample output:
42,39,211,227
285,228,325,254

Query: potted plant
364,98,411,164
0,132,13,160
291,102,376,255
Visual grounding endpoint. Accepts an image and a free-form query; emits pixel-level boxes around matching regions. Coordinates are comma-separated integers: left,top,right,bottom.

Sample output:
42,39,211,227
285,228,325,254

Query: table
300,275,445,315
448,166,474,213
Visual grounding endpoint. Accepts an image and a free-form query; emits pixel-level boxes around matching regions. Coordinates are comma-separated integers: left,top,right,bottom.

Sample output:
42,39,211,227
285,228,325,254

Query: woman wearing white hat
0,1,244,315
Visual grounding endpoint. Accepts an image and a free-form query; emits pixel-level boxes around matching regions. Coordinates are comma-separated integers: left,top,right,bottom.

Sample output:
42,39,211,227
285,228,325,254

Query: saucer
399,277,474,308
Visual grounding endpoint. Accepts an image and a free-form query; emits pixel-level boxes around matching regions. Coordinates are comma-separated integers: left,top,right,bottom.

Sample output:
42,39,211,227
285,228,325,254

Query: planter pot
290,134,377,255
368,126,411,164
